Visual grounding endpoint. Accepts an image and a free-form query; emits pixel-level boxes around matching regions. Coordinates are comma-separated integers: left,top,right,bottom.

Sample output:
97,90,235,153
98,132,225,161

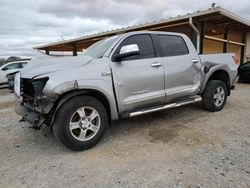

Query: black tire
202,80,227,112
53,95,108,151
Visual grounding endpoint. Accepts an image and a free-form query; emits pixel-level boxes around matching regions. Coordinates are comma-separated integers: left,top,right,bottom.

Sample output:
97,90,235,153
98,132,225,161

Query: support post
73,44,77,56
189,17,200,53
191,28,197,49
223,28,229,53
199,21,204,54
240,33,246,65
45,49,49,55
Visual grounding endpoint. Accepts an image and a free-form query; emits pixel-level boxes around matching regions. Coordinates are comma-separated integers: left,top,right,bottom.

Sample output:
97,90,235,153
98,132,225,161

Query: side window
157,35,189,57
17,63,23,68
114,34,155,61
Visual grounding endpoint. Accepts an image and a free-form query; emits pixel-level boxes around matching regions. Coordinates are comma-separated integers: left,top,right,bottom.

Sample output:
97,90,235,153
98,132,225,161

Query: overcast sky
0,0,249,58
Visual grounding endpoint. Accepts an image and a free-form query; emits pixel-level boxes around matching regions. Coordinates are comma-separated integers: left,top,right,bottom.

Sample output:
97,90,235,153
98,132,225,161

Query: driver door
110,34,165,113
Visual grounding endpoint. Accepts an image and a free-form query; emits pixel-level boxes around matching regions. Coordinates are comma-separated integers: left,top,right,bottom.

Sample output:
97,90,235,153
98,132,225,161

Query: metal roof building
34,6,250,64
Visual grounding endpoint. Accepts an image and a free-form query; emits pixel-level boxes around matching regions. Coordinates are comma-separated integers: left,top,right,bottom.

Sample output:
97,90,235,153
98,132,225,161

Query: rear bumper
16,104,45,128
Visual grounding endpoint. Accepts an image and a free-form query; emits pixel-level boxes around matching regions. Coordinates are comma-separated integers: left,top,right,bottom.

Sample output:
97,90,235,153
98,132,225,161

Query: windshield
82,35,119,58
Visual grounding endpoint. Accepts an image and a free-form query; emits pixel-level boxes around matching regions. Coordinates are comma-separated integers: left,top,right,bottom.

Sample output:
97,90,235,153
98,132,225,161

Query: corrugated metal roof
33,6,250,50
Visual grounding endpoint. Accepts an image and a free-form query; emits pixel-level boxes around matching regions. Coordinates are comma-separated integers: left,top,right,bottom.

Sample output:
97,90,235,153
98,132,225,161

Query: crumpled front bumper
16,103,45,129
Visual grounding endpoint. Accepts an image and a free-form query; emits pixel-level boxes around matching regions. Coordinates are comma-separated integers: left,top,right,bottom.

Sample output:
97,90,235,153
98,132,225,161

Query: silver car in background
0,61,28,86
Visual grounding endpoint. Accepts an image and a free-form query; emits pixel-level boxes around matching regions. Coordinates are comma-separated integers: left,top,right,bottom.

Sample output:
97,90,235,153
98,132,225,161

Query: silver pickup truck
15,31,238,151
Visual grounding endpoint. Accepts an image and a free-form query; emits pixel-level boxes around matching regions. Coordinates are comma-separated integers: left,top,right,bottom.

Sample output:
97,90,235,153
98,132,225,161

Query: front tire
53,95,108,151
202,80,227,112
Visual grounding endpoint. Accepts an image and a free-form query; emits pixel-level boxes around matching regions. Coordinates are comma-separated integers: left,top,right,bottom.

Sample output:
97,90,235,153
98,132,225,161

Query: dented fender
199,64,233,94
43,80,79,99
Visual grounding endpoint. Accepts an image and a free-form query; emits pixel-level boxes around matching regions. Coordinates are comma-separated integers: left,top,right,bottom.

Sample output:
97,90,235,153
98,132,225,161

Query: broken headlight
31,77,49,97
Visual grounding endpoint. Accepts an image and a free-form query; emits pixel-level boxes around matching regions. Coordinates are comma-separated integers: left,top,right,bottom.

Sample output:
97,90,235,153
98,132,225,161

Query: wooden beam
204,35,227,42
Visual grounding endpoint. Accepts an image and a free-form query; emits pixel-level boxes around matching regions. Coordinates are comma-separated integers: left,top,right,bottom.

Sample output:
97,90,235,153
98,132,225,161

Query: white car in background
0,61,28,85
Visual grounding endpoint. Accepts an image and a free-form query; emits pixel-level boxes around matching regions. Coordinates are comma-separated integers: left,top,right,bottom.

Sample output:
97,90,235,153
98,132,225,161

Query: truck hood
21,55,93,79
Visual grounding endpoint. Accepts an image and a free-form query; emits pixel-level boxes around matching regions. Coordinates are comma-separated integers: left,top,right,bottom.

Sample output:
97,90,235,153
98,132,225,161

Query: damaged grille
21,78,35,98
21,78,48,98
20,78,52,114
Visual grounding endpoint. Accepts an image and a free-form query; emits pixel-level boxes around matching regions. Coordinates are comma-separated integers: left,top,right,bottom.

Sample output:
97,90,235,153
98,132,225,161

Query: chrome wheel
69,106,101,141
213,86,225,107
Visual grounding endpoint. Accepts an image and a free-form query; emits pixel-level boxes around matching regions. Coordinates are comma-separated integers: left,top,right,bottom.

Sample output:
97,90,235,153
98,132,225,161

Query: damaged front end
16,76,55,129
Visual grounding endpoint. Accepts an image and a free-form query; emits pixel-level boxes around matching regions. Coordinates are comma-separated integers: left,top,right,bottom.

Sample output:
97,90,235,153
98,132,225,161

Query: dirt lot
0,84,249,188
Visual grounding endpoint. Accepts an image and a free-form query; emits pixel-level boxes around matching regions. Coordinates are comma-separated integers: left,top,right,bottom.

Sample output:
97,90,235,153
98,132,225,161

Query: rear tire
53,95,108,151
202,80,227,112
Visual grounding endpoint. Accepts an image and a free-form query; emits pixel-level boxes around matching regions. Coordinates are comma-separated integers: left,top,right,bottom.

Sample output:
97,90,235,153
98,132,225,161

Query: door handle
192,59,199,64
151,62,162,67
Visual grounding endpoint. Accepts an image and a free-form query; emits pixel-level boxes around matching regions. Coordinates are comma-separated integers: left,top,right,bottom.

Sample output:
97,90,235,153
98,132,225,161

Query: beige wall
203,39,223,54
203,31,248,63
228,32,242,42
228,44,241,63
244,32,250,62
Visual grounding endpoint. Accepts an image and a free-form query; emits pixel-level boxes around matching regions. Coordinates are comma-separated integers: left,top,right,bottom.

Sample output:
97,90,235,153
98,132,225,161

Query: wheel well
208,70,230,96
83,91,111,121
50,89,112,126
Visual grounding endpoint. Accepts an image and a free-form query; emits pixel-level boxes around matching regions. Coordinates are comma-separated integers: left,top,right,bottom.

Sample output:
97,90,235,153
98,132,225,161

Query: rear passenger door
111,34,165,113
156,34,202,102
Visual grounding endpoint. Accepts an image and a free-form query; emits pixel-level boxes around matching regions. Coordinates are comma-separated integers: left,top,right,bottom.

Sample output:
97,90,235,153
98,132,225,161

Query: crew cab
15,31,238,151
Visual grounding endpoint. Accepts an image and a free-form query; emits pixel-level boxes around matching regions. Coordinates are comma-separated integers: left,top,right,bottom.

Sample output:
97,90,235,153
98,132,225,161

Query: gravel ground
0,84,249,188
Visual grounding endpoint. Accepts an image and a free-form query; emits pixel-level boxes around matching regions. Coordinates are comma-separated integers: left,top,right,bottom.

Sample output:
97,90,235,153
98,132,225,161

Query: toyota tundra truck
14,31,238,151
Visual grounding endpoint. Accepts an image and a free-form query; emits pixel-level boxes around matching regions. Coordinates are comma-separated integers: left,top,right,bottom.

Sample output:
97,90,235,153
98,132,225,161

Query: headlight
31,77,49,97
14,72,21,97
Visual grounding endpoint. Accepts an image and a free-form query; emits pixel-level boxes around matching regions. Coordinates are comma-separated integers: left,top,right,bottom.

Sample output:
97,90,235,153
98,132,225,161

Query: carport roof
33,6,250,52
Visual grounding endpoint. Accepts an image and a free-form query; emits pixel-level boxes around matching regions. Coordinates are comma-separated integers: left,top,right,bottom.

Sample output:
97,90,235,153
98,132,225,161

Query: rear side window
114,34,155,61
157,35,189,57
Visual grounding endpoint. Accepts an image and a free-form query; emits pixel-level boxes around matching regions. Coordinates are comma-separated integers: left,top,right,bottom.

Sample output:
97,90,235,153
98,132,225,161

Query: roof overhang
33,6,250,52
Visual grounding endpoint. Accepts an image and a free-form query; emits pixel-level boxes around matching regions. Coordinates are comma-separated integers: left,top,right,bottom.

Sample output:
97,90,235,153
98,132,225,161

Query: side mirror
2,67,8,71
113,44,140,61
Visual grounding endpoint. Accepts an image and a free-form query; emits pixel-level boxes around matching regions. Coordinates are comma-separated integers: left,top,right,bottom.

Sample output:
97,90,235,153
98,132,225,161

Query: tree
7,56,21,62
0,58,6,66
